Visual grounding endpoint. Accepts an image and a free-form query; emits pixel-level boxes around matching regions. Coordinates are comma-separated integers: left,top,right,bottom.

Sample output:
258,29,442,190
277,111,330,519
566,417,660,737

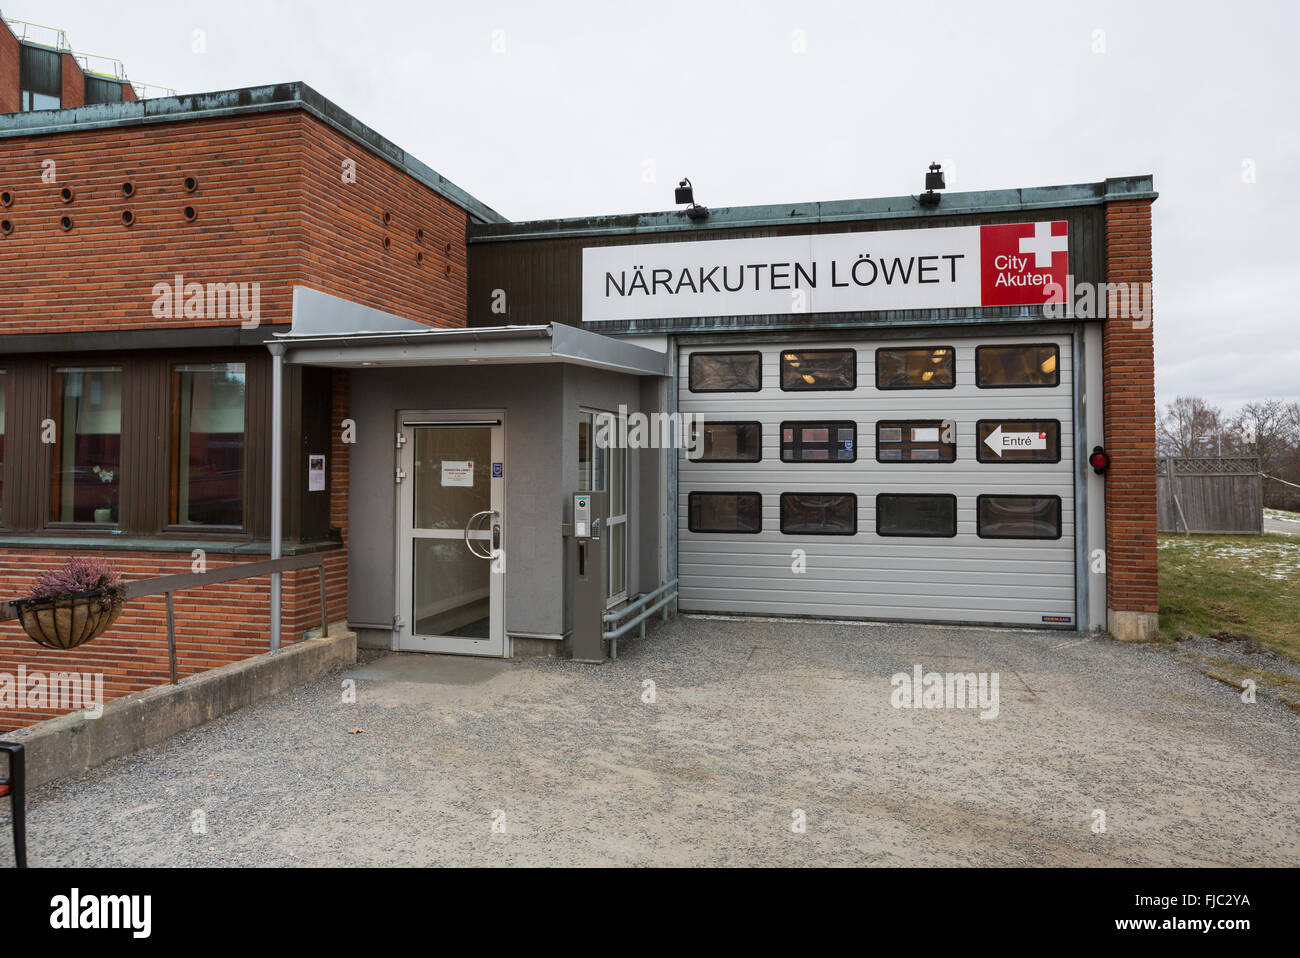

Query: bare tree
1157,396,1224,457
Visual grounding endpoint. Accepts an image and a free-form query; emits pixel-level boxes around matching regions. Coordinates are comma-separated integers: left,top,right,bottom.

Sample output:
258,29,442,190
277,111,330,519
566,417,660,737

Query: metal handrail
602,578,678,658
0,552,331,684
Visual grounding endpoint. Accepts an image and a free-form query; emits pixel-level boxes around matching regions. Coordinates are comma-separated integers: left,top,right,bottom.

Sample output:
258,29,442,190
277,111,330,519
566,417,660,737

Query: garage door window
781,421,856,462
688,491,762,533
780,350,856,391
977,495,1062,539
876,494,957,537
691,421,763,462
876,420,956,462
976,344,1060,387
976,419,1061,463
689,352,762,392
780,493,856,535
875,346,955,389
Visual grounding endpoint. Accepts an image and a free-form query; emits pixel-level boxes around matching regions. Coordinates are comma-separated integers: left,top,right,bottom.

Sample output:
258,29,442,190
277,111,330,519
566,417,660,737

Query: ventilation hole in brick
60,186,75,203
382,236,391,250
60,215,74,231
183,206,197,222
0,219,12,235
416,228,424,242
445,263,452,276
444,241,452,255
122,181,136,198
382,211,392,226
121,210,135,226
0,190,12,207
183,176,198,192
416,251,423,264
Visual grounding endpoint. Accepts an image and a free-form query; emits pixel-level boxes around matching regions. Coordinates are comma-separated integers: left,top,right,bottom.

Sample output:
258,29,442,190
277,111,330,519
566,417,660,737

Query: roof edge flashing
0,82,508,224
468,175,1157,242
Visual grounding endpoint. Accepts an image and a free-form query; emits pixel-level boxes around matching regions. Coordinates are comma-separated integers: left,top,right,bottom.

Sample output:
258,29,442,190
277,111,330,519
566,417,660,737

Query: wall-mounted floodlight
918,162,945,208
676,178,709,220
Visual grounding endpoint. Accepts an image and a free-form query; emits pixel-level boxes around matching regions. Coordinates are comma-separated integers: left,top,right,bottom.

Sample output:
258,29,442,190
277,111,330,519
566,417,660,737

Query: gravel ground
2,616,1298,867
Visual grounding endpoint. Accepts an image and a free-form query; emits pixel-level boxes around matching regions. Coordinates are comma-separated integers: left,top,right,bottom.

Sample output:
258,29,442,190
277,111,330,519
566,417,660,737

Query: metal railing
1,15,71,50
1,553,330,685
602,578,677,659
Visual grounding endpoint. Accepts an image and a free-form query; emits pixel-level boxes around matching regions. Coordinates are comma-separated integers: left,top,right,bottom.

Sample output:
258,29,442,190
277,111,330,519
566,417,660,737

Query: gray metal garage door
677,333,1076,627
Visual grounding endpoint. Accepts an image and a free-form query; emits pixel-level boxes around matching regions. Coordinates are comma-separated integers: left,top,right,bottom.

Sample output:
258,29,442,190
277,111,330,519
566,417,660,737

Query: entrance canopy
276,286,669,376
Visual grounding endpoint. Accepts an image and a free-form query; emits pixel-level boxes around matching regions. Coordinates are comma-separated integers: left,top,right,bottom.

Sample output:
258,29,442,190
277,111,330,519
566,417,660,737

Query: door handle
464,510,497,559
492,522,501,551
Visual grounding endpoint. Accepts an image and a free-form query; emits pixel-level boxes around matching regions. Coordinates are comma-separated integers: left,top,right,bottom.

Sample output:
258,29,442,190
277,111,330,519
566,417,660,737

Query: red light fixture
1089,446,1109,475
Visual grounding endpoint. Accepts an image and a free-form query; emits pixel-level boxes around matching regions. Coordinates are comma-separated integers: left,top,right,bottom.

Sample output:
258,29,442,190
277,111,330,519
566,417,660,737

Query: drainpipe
269,342,285,650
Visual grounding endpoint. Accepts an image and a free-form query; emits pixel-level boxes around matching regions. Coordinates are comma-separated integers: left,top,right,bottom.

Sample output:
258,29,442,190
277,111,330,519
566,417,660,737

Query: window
578,409,627,605
779,493,856,535
780,350,856,391
690,421,762,462
51,367,123,524
977,495,1062,539
876,420,956,462
21,90,60,111
781,421,856,462
976,419,1061,463
689,352,762,392
19,45,61,112
0,370,5,526
875,346,955,389
876,494,957,537
171,363,246,526
976,344,1060,387
606,413,627,604
688,492,762,533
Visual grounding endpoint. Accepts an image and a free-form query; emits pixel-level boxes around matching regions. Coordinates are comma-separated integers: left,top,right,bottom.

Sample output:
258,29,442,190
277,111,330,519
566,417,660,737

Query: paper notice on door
441,460,474,487
308,454,326,492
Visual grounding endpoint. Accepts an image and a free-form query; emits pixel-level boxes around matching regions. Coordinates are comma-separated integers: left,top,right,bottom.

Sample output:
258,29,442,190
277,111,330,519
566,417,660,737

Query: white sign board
983,426,1048,457
581,221,1069,322
441,460,474,487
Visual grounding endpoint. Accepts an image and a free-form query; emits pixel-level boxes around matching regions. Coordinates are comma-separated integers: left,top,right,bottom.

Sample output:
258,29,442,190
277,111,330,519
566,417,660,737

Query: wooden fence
1157,456,1262,533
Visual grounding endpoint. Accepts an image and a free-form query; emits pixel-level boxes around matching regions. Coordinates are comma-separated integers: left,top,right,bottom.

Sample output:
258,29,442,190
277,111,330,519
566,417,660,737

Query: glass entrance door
396,413,505,655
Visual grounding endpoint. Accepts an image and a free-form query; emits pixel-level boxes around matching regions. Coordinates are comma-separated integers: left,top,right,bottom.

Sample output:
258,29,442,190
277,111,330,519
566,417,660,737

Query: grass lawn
1158,533,1300,706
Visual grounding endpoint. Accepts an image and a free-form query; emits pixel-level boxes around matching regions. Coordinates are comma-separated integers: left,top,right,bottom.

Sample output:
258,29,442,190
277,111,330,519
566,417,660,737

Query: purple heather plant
28,555,126,603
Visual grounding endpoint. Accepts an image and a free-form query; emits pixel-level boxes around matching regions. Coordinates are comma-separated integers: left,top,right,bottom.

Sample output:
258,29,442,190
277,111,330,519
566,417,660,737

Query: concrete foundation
1108,609,1160,642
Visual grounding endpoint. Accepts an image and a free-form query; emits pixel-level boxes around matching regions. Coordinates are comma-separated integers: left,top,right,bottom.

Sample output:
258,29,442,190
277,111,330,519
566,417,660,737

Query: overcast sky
17,0,1299,414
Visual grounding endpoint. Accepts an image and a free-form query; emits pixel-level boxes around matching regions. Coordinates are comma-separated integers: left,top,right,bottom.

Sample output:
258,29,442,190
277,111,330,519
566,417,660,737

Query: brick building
0,26,1157,730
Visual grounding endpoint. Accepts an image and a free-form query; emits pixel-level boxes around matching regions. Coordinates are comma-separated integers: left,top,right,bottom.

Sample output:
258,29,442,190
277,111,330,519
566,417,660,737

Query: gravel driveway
3,616,1298,866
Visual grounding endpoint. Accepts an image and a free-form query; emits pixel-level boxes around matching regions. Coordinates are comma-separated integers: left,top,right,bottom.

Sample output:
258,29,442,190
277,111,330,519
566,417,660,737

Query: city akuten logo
50,889,152,938
979,221,1069,306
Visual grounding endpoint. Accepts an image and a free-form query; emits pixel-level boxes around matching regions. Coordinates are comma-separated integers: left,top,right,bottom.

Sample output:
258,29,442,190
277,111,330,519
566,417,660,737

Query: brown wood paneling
1,347,275,539
243,349,272,539
467,206,1108,330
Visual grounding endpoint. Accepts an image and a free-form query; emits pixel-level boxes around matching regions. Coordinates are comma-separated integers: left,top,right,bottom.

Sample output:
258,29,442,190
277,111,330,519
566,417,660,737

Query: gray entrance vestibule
270,287,672,658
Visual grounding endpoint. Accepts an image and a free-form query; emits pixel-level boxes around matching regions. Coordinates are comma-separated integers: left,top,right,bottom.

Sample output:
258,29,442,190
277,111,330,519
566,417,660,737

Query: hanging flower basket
11,557,127,650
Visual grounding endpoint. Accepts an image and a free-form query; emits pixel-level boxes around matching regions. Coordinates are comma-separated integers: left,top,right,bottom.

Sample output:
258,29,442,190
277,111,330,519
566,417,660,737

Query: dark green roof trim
469,175,1156,243
0,323,286,354
0,81,508,225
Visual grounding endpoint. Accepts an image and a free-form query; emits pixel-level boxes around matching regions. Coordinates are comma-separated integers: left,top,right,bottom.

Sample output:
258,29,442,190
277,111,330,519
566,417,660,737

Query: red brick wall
121,83,136,102
59,53,83,109
1102,200,1157,615
0,22,18,114
0,109,469,335
0,546,345,731
298,120,468,325
0,104,473,730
